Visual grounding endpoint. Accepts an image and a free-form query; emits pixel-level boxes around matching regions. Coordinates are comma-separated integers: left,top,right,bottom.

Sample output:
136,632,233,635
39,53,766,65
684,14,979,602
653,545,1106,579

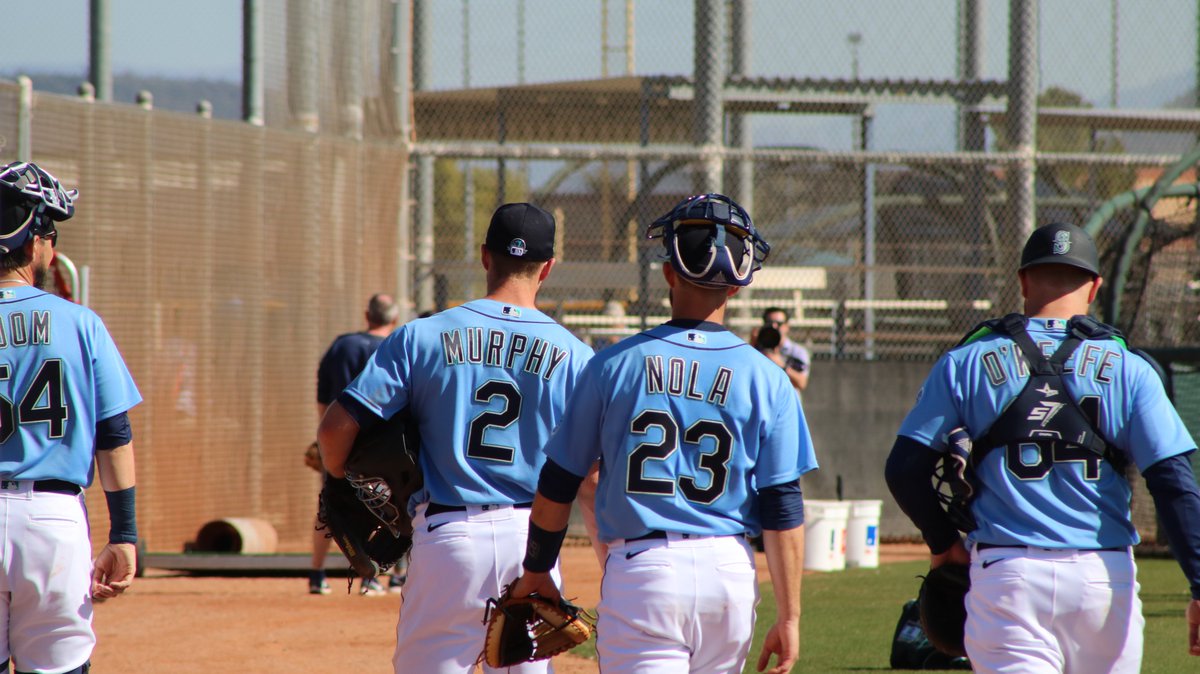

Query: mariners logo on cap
1052,230,1071,255
508,238,528,257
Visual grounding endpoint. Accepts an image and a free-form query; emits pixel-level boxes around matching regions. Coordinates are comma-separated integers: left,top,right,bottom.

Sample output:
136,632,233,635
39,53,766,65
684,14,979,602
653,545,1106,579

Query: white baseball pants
598,532,758,673
0,481,94,674
966,545,1143,674
394,503,560,674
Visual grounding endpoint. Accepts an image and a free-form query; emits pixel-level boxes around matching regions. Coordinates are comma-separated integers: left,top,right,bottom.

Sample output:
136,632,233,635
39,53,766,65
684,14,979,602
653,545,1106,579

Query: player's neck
0,269,33,286
1024,298,1088,320
484,281,540,309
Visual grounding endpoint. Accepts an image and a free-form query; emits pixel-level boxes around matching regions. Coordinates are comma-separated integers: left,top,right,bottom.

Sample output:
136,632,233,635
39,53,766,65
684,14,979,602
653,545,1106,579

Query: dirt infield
90,543,926,673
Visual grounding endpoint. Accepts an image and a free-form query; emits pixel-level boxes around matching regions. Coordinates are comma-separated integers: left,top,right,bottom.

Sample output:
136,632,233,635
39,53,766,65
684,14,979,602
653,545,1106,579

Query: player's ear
480,245,492,271
537,258,555,284
662,263,677,288
1087,275,1103,304
726,286,740,299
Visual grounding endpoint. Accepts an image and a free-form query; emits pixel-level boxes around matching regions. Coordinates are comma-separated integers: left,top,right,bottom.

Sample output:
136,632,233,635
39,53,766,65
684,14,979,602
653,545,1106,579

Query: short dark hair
755,325,782,350
0,245,33,272
490,253,545,280
762,307,788,323
366,293,400,326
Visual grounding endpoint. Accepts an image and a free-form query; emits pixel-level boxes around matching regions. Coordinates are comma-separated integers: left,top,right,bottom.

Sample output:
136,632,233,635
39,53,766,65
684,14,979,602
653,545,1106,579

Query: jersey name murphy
0,310,51,349
977,341,1121,387
643,355,732,407
440,327,571,380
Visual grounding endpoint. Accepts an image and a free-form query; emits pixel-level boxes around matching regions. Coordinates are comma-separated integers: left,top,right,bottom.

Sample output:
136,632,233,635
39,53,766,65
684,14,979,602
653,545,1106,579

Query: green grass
571,557,1195,673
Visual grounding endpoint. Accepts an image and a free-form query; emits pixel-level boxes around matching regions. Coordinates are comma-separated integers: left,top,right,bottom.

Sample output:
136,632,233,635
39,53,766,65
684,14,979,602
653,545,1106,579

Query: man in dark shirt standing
310,293,400,594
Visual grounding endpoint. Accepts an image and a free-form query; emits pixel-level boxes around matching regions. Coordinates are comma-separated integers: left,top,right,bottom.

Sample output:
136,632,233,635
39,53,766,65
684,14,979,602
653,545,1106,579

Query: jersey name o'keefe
440,327,571,381
977,341,1121,387
643,355,732,406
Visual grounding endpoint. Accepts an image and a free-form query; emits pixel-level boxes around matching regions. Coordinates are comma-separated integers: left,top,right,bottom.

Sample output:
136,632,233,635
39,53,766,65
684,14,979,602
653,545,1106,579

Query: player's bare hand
757,618,800,673
1188,598,1200,656
91,542,137,601
511,571,560,603
930,539,970,569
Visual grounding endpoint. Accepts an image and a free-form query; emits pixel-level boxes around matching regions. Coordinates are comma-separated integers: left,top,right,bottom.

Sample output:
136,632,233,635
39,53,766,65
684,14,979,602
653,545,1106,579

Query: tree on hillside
992,86,1135,201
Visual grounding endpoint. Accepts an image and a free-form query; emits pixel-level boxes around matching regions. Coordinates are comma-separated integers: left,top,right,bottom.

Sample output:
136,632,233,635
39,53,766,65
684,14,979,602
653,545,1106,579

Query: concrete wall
800,359,932,541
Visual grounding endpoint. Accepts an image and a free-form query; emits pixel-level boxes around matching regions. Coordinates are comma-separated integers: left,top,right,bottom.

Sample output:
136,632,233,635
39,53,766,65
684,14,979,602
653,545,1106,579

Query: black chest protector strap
972,314,1125,472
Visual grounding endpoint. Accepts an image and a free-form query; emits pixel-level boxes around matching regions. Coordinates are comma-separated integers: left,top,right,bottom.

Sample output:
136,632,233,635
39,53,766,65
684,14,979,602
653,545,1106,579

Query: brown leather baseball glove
480,579,595,667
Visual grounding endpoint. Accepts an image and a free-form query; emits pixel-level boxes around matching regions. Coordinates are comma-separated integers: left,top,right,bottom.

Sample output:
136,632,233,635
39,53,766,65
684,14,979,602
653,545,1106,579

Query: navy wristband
105,486,138,544
523,521,566,573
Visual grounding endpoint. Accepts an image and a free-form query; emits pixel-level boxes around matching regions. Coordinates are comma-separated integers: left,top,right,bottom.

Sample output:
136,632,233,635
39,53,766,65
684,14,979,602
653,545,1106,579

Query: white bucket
803,500,850,572
845,500,883,568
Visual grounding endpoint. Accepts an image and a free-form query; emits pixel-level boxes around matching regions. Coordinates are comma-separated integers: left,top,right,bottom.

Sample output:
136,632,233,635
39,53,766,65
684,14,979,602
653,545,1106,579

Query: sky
1,0,1195,152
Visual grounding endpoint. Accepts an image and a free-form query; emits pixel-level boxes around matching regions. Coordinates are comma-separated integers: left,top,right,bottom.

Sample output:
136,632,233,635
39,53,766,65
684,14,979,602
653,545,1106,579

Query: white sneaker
360,578,386,596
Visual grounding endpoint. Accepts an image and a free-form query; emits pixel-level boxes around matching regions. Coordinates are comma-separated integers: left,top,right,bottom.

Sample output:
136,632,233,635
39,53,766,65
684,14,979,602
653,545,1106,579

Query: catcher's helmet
0,162,76,254
646,193,770,289
931,427,978,533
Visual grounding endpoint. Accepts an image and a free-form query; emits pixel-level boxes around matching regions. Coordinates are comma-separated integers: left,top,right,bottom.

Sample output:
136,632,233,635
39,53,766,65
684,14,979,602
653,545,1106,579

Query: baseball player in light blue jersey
0,162,142,674
512,193,818,674
319,203,592,674
887,222,1200,672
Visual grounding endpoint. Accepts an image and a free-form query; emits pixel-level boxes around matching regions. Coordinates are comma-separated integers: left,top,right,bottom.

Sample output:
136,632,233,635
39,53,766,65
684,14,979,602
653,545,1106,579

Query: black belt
0,479,82,495
627,530,701,543
425,501,532,518
977,542,1127,553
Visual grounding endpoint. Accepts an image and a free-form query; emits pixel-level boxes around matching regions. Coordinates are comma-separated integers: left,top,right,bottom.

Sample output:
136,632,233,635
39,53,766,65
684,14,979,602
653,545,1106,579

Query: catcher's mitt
303,441,322,472
481,580,596,667
317,410,422,582
917,563,971,658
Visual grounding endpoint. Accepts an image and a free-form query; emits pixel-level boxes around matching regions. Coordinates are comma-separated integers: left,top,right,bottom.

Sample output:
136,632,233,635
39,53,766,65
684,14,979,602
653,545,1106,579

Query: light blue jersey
899,317,1195,549
345,299,592,507
0,287,142,486
546,320,818,542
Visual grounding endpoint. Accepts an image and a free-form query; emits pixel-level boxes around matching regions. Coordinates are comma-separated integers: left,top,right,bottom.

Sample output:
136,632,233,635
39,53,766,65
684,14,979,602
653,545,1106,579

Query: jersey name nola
643,355,732,406
0,310,50,349
440,327,570,380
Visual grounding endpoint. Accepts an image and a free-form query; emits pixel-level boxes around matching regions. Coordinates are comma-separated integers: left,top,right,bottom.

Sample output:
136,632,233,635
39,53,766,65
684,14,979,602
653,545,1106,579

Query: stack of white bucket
803,499,883,571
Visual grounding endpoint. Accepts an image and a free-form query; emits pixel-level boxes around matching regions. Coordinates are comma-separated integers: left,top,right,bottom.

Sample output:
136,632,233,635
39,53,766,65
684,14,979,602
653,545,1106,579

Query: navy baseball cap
1019,222,1100,277
485,203,555,261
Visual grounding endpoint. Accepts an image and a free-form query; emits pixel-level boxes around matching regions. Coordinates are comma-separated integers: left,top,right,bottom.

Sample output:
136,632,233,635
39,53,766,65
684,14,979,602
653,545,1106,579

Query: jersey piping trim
460,304,556,325
0,288,51,305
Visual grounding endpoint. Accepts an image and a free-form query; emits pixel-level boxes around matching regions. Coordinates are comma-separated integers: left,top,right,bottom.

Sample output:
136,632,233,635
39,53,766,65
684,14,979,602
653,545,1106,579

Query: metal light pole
847,32,863,80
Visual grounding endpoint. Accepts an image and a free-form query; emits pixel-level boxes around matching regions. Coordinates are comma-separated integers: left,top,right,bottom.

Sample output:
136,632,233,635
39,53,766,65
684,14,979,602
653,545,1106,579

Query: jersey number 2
0,361,69,443
627,409,732,504
466,380,521,463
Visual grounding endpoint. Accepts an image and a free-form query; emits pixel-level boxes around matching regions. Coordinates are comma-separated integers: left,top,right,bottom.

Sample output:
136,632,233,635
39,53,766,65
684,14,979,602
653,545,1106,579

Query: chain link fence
3,0,1200,551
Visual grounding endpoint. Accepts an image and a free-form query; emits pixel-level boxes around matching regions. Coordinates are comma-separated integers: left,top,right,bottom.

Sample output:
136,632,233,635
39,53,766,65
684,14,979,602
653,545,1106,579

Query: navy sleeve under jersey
316,332,386,405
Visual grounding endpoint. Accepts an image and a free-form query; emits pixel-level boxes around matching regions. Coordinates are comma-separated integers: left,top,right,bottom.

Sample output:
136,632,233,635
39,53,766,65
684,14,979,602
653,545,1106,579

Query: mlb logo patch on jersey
0,290,14,300
501,306,522,318
686,332,707,345
1045,318,1067,330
